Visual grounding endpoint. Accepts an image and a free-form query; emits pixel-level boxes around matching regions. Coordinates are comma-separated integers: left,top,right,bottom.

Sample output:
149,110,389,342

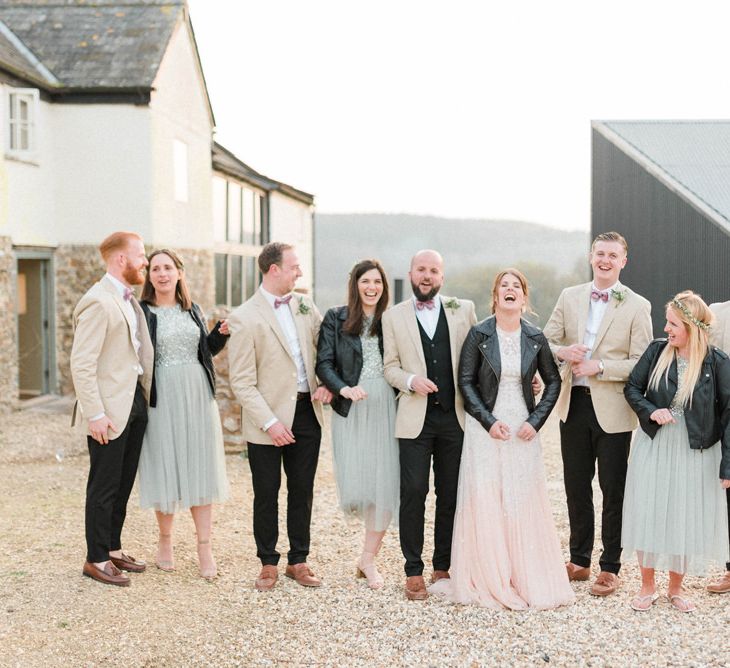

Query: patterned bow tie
123,287,134,302
415,299,435,311
274,295,292,309
591,289,609,303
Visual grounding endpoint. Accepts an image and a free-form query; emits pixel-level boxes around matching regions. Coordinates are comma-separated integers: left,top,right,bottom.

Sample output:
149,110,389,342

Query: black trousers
85,382,147,563
247,398,321,566
726,489,730,571
398,407,464,577
560,387,631,575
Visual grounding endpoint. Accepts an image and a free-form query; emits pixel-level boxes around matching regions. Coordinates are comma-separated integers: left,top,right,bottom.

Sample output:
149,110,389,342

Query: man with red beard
383,250,477,600
71,231,154,586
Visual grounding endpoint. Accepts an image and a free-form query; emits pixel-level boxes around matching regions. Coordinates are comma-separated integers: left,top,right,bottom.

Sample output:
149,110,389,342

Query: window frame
6,87,39,160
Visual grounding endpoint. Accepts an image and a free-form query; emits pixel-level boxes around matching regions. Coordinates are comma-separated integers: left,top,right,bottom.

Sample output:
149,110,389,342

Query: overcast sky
188,0,730,231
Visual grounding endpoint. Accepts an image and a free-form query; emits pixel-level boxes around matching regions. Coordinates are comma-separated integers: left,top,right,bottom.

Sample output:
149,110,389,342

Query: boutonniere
297,297,311,315
610,289,627,304
444,298,461,311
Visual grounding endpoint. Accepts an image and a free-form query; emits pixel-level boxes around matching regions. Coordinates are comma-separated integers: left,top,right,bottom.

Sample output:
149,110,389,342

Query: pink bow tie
123,287,134,302
591,289,609,303
274,295,292,309
415,299,435,311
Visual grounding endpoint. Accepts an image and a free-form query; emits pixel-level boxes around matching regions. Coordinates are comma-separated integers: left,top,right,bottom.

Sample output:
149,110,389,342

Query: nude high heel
197,538,217,581
155,533,175,572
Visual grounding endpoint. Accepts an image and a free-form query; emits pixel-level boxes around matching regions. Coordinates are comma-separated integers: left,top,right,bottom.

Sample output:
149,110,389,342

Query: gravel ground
1,405,729,667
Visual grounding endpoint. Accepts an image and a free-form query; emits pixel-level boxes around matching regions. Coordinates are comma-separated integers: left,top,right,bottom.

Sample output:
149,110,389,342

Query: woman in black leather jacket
430,268,574,610
137,249,230,580
316,259,398,590
622,291,730,613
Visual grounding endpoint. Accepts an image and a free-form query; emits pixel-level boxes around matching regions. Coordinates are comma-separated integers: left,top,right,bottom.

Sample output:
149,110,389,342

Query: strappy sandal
197,538,217,581
667,593,696,613
155,533,175,572
630,591,659,611
356,556,384,590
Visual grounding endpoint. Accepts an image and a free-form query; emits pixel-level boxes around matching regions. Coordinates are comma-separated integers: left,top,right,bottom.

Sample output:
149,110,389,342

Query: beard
122,263,146,286
411,280,440,302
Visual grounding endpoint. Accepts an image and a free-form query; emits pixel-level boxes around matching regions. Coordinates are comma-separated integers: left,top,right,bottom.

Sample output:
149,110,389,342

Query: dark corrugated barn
592,120,730,335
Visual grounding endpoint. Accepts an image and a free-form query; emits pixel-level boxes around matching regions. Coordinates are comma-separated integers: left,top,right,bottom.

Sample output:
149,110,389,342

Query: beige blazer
543,281,652,433
710,301,730,353
383,296,477,439
70,276,153,440
227,289,324,445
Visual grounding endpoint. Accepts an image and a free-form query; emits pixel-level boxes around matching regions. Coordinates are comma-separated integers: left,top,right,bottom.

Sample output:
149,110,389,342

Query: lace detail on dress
149,304,199,367
669,355,689,417
359,316,384,380
494,327,527,429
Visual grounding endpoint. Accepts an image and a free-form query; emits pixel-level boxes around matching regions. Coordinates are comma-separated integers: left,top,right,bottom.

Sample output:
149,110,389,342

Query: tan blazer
710,301,730,353
543,281,652,434
70,276,153,440
383,296,477,439
227,289,324,445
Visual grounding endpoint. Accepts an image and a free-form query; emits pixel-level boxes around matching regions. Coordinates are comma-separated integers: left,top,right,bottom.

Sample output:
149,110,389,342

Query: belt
572,386,591,395
296,392,311,401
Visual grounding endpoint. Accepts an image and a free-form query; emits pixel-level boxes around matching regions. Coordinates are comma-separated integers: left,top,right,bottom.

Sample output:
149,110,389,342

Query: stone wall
0,236,18,413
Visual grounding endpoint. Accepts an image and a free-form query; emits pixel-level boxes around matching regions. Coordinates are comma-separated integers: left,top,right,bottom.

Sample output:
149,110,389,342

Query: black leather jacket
141,301,229,408
624,338,730,479
458,316,561,433
316,305,385,418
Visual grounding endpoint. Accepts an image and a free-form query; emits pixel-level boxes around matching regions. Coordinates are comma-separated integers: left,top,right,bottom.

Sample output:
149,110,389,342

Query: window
6,88,39,158
173,139,189,202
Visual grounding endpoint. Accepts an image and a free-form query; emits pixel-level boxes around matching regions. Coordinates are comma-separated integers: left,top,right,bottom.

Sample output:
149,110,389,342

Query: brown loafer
431,570,450,583
109,552,146,573
405,575,428,601
254,565,278,591
82,561,130,587
285,563,321,587
565,562,590,581
590,571,620,596
706,571,730,594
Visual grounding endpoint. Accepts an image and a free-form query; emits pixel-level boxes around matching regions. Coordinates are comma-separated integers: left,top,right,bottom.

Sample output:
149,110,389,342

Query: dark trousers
85,383,147,563
247,398,321,566
399,407,464,577
560,387,631,575
726,488,730,571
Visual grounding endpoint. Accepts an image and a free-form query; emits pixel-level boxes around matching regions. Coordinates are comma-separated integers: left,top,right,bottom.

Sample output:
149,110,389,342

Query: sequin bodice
669,356,689,417
359,317,384,380
150,304,199,367
493,327,528,428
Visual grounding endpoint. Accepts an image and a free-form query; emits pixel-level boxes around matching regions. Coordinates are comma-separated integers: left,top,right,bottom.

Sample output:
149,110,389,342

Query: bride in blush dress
431,268,574,610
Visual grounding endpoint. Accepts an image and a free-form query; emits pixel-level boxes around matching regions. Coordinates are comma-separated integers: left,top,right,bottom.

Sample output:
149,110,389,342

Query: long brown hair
342,259,389,337
140,248,193,310
490,267,533,315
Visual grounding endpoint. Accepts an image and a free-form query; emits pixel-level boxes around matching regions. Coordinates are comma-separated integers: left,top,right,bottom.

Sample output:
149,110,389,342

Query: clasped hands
489,420,536,442
558,344,602,377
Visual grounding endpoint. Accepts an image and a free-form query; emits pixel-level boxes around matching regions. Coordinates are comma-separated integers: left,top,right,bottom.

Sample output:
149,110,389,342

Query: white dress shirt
572,282,617,388
260,286,310,392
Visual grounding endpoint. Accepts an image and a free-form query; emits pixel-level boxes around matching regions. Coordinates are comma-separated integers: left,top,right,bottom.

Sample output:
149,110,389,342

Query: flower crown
672,298,710,331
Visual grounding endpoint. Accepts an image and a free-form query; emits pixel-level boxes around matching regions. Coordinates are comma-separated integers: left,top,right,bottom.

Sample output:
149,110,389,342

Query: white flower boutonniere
297,298,311,315
610,289,627,304
444,297,461,311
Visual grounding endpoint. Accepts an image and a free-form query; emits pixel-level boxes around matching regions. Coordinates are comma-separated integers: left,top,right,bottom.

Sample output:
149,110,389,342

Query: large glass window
230,255,243,307
242,187,255,245
227,184,242,243
215,254,228,305
212,176,227,243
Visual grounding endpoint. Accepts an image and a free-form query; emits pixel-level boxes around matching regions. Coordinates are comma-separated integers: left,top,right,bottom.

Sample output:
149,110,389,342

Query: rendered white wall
269,191,314,295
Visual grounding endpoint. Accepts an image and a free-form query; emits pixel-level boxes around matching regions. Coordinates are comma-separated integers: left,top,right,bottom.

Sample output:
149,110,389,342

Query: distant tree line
445,259,590,327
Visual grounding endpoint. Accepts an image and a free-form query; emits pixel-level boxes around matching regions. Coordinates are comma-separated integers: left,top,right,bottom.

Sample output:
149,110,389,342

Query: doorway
16,253,54,399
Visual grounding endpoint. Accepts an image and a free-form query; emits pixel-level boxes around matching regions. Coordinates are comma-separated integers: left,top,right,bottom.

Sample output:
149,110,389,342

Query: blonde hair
99,231,142,262
490,268,532,315
591,231,628,254
648,290,713,408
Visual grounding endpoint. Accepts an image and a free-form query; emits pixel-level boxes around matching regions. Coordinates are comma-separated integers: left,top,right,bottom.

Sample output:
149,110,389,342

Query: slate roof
0,0,184,89
213,142,314,206
594,120,730,226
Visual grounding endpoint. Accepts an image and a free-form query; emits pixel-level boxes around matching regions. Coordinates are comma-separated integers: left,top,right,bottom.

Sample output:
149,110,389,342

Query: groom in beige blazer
707,300,730,593
228,242,332,592
383,249,477,601
544,231,652,596
70,231,153,587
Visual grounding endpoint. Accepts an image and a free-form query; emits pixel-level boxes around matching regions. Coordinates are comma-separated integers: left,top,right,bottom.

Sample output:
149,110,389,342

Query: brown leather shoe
405,575,429,601
82,561,130,587
590,571,620,596
566,562,591,581
285,563,321,587
706,571,730,594
254,565,278,591
431,570,450,583
109,552,146,573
